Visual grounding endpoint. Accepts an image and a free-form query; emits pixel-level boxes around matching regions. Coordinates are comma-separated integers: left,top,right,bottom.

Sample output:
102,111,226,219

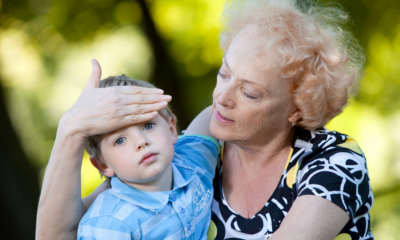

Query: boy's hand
60,59,171,138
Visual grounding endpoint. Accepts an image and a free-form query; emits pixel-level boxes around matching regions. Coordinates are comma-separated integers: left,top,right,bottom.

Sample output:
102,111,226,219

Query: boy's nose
136,137,150,150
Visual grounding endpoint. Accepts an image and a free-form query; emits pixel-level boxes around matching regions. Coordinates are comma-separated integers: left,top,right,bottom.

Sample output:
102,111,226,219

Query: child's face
97,114,177,185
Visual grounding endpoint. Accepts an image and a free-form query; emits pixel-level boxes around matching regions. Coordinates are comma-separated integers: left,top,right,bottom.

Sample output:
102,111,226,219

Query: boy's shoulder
80,189,142,232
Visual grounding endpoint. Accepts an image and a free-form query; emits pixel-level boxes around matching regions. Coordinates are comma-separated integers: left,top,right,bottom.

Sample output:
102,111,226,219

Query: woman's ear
288,109,302,125
168,117,178,144
89,155,115,177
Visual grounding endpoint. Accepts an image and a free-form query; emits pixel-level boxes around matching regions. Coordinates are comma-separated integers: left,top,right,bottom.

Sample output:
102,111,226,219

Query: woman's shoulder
293,127,373,220
293,127,369,184
293,127,366,164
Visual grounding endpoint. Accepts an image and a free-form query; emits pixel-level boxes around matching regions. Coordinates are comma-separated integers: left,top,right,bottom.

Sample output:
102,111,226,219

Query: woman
37,0,373,239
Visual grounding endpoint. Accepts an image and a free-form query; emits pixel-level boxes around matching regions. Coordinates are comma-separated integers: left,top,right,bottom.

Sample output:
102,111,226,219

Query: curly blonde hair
220,0,364,130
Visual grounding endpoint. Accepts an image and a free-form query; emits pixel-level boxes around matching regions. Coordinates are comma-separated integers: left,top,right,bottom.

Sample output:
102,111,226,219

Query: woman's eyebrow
240,79,270,93
223,57,231,71
223,56,270,93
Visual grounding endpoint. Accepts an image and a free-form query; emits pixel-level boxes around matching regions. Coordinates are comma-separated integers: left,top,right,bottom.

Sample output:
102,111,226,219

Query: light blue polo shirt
78,135,220,240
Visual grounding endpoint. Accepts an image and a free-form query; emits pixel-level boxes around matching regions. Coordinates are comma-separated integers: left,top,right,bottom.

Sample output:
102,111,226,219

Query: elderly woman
37,0,373,239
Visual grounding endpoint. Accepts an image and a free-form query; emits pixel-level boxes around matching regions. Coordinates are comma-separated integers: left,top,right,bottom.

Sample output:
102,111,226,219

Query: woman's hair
220,0,365,130
84,75,176,183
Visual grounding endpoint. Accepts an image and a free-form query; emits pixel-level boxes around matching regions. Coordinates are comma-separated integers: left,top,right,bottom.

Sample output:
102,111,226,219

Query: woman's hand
37,59,171,240
60,59,172,139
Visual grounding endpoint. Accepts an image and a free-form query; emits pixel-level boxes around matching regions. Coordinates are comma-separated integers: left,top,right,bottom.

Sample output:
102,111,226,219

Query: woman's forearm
268,195,349,240
36,119,87,240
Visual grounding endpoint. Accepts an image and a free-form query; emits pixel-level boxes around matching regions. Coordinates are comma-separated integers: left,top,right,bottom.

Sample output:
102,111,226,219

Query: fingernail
157,89,164,94
164,95,172,101
160,101,167,107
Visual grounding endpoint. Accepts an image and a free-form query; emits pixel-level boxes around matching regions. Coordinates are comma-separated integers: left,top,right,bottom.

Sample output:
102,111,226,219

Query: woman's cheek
235,114,267,139
212,81,222,101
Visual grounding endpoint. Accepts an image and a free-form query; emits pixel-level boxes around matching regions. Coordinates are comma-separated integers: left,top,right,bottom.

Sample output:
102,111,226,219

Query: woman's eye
144,123,154,131
244,92,258,99
218,71,228,79
115,138,125,145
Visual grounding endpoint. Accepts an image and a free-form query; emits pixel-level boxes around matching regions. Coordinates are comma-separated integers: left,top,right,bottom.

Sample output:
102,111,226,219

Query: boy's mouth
140,152,158,165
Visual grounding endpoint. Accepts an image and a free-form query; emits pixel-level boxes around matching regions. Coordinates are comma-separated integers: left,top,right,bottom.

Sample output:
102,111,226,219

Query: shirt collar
109,156,196,213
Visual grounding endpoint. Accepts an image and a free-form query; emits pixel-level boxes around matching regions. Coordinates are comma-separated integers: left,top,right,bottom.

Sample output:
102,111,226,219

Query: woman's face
210,25,297,145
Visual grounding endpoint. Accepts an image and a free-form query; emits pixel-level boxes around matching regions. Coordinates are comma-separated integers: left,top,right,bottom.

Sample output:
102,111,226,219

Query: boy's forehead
102,114,167,138
103,123,142,137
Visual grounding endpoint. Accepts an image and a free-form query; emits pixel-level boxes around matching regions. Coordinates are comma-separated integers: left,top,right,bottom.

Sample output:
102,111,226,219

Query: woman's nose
215,83,235,109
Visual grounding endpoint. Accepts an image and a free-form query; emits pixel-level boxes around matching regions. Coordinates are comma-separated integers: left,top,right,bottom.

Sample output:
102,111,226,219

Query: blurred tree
0,81,39,239
0,0,400,239
0,0,41,239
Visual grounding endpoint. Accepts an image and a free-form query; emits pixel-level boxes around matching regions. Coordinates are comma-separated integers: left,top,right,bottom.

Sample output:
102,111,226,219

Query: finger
84,59,102,90
121,94,172,105
120,111,159,127
117,86,164,95
120,102,168,115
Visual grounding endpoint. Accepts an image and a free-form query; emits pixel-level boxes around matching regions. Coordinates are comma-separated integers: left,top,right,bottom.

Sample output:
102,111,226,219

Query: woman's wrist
58,111,87,141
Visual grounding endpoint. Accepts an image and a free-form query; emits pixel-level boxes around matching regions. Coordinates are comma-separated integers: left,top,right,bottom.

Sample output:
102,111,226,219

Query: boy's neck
120,164,173,192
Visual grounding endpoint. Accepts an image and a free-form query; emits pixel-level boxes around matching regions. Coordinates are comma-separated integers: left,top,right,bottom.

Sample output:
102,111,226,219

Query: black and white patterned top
207,127,374,240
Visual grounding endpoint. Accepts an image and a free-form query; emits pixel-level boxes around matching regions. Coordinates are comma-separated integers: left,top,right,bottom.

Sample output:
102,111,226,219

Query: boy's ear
89,155,115,177
168,117,178,144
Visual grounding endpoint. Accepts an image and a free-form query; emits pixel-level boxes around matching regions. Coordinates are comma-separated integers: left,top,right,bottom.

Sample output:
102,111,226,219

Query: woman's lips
140,152,158,165
215,110,235,123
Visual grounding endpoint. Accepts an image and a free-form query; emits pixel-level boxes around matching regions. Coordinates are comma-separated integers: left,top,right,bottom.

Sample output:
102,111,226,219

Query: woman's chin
210,119,234,141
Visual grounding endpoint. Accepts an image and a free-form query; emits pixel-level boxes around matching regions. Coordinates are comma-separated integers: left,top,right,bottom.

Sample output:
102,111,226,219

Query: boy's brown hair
84,74,176,183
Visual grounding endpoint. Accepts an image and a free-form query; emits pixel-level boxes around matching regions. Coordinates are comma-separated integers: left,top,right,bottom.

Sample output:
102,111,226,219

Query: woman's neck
224,127,295,168
221,127,296,218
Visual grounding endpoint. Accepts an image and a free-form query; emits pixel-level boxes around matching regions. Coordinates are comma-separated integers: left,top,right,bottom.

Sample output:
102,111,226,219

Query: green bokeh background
0,0,399,239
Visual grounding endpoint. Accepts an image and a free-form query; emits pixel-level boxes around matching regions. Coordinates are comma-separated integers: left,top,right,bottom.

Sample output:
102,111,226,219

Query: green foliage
0,0,399,238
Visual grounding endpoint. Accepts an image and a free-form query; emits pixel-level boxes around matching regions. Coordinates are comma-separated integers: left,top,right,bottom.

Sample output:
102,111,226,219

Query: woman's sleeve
296,145,373,219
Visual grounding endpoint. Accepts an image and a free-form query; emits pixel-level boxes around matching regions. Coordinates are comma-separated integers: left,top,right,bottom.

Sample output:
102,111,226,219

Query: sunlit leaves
113,1,142,25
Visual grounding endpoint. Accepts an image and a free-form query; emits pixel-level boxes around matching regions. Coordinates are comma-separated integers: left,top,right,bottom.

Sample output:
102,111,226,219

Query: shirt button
170,195,176,201
180,207,185,213
187,223,192,230
191,171,195,175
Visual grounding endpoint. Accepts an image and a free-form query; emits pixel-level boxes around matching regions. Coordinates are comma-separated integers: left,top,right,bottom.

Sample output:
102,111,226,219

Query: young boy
78,75,219,240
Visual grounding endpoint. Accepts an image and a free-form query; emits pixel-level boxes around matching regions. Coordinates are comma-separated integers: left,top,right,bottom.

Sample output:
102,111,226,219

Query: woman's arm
36,124,89,240
269,195,349,240
36,60,171,240
184,105,215,138
82,181,110,211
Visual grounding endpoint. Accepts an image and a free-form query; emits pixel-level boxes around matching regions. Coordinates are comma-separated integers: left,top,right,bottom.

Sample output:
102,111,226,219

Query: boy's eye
144,123,154,131
115,138,125,145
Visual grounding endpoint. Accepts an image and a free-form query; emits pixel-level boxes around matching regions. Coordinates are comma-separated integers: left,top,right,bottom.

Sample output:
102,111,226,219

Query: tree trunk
137,0,190,128
0,82,40,239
